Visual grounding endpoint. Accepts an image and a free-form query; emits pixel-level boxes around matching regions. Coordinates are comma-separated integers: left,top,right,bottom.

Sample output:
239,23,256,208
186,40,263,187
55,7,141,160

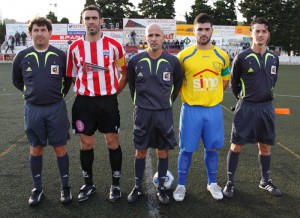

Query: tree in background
46,11,70,24
60,18,70,24
185,0,213,24
287,0,300,55
138,0,157,18
239,0,281,25
0,22,6,45
213,0,237,25
277,0,300,55
138,0,175,18
85,0,96,7
2,18,17,24
46,11,58,24
239,0,300,55
81,0,300,55
93,0,139,28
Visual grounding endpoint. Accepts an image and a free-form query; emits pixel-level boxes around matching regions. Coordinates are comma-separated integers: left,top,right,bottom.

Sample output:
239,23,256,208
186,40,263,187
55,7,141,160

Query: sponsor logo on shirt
193,69,219,91
248,68,254,73
76,120,85,132
26,67,32,72
103,49,110,57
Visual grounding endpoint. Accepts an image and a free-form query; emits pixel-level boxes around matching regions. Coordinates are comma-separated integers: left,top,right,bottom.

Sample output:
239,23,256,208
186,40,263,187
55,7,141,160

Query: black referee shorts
72,94,120,135
133,106,177,150
231,100,275,145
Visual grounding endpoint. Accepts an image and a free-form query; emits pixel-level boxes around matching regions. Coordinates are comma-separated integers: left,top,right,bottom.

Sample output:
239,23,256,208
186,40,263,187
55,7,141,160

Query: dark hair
194,13,213,26
250,17,270,32
28,17,52,32
81,5,101,18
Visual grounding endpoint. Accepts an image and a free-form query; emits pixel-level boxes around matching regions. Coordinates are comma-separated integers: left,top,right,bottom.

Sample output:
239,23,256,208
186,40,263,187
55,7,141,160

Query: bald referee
127,23,183,205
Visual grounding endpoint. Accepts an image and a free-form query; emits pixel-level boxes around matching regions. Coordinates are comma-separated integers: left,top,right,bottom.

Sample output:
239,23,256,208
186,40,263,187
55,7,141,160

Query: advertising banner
176,25,194,36
123,18,176,31
52,24,68,35
235,26,250,37
67,24,86,35
50,35,82,41
6,24,28,36
4,54,16,61
124,30,176,46
102,30,123,44
213,26,235,36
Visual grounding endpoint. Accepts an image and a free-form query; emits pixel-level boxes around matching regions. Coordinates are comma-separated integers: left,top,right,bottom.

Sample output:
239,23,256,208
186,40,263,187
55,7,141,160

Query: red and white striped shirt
66,34,127,96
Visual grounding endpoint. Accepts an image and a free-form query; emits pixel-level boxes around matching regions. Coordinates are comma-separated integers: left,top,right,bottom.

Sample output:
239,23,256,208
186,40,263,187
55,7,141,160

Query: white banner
123,18,176,31
52,24,68,35
123,30,176,46
67,24,86,35
6,24,28,37
213,26,235,36
102,30,124,44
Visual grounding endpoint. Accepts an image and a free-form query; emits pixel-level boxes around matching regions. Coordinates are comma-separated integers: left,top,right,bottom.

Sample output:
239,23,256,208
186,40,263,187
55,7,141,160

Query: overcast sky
0,0,242,23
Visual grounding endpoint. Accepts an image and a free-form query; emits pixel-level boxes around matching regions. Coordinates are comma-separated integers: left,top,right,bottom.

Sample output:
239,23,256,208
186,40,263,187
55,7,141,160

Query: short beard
197,36,211,46
87,27,100,36
89,31,98,36
88,30,100,36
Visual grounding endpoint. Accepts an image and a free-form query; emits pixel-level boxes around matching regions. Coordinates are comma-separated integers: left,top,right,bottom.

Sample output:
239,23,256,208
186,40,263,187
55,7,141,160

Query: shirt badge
163,72,171,81
271,66,276,75
103,50,110,57
51,65,59,75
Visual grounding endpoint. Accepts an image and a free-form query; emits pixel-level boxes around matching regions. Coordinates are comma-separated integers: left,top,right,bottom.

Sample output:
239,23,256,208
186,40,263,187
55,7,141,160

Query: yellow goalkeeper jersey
178,45,230,107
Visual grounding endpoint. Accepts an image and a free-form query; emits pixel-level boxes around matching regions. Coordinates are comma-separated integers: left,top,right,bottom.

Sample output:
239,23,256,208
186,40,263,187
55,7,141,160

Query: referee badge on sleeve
51,65,59,75
163,72,171,81
271,66,276,75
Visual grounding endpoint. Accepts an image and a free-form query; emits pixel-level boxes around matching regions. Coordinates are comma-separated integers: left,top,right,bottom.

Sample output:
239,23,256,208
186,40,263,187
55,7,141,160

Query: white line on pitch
224,91,300,98
0,93,18,96
273,94,300,98
145,150,160,218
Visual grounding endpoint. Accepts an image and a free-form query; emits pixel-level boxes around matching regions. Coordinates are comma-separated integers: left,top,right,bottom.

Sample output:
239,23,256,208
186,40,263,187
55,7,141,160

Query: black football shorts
72,94,120,135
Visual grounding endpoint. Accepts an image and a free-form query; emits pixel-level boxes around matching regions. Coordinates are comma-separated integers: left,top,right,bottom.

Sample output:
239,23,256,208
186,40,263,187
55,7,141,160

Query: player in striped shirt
173,13,230,202
66,5,127,203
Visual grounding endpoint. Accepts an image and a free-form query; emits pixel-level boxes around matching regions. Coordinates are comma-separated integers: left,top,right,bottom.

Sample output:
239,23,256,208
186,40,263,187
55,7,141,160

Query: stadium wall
2,22,300,65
